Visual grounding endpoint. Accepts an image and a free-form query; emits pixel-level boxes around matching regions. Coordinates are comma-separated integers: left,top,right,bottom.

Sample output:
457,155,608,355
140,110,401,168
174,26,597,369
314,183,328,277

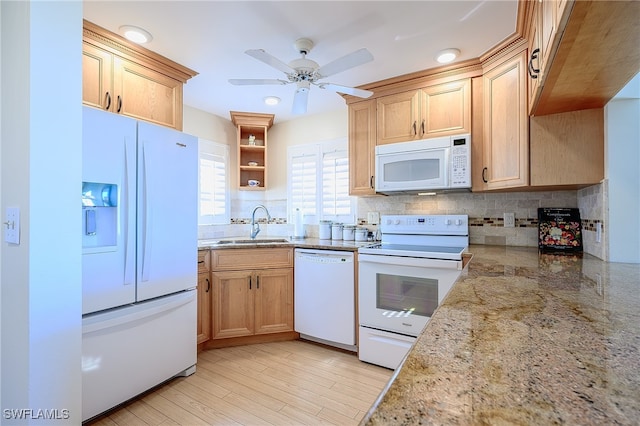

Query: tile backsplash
199,184,606,260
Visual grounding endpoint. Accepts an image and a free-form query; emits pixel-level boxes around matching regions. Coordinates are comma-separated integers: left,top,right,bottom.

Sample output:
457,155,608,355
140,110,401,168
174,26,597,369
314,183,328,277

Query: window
288,138,355,224
198,139,229,225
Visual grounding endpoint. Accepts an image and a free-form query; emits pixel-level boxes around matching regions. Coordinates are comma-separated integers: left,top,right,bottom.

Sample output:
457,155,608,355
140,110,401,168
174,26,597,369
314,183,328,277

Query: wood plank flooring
87,340,393,425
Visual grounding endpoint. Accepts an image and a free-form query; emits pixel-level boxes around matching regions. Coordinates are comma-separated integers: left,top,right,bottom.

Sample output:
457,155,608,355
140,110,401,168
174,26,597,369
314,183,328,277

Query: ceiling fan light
436,48,460,64
264,96,280,106
119,25,153,44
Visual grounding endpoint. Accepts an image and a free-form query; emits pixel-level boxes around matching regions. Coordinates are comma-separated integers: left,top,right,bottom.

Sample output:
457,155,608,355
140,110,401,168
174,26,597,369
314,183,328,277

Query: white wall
606,74,640,263
1,1,82,424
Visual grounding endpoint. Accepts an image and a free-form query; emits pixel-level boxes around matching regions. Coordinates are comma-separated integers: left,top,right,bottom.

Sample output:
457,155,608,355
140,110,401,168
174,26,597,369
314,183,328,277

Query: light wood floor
87,340,393,425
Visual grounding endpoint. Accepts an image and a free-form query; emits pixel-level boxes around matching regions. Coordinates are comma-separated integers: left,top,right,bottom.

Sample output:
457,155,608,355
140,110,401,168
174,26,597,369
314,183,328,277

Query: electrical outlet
503,212,515,228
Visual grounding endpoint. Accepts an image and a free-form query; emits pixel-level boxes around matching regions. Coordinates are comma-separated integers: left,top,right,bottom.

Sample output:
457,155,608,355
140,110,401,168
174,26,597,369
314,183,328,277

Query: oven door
358,253,462,336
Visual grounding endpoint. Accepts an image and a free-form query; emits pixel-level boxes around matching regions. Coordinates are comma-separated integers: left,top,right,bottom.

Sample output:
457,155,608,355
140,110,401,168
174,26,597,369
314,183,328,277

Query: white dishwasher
294,248,356,351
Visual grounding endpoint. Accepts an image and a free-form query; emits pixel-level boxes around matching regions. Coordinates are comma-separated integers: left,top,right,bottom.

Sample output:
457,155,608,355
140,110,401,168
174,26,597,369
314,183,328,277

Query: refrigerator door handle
123,141,134,286
140,143,151,282
83,291,194,335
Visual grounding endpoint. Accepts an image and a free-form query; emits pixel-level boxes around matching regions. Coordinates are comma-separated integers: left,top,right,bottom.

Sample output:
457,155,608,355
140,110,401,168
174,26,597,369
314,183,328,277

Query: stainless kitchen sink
202,238,291,246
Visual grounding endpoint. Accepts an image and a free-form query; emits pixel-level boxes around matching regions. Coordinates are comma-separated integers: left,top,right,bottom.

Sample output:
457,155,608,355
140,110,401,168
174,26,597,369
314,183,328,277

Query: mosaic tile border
231,217,287,225
230,217,603,232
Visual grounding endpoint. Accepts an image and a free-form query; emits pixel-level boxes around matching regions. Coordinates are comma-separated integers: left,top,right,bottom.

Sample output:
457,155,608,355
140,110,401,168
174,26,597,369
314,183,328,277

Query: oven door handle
358,253,463,269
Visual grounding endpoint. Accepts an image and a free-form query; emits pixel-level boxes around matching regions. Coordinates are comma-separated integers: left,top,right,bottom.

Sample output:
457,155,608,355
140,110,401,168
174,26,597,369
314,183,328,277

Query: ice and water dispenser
82,182,118,249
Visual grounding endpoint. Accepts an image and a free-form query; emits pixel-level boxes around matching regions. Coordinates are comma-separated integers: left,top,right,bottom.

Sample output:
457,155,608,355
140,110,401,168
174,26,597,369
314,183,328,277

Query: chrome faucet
250,204,271,239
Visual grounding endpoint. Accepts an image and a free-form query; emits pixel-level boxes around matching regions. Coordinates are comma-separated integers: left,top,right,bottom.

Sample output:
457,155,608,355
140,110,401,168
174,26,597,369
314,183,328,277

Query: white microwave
375,134,471,194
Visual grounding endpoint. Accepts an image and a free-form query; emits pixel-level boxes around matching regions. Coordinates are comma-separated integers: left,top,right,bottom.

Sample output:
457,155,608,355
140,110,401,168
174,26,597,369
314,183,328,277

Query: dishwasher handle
295,250,353,264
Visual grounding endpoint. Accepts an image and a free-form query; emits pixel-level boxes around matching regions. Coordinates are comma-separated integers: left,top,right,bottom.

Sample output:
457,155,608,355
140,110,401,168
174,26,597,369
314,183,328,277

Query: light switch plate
367,211,380,225
4,207,20,244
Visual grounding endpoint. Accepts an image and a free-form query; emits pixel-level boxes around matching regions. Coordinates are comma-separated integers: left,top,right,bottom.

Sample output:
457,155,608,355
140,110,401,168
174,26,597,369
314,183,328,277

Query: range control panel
380,214,469,236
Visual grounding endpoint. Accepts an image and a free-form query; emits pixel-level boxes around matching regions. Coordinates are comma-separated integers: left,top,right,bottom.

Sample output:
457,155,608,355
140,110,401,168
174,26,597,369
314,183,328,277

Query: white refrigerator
81,107,197,421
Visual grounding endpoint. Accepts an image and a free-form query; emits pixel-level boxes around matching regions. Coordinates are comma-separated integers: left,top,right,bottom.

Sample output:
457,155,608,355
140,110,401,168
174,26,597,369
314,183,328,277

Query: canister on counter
331,223,343,240
342,225,355,241
319,220,332,240
355,227,368,242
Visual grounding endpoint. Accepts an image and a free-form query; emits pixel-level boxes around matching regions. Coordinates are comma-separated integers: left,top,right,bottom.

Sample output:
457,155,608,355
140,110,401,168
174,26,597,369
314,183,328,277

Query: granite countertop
198,236,372,251
362,245,640,425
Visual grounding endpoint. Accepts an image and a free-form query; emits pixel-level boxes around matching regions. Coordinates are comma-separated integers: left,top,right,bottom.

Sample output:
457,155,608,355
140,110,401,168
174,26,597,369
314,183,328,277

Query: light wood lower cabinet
197,250,211,345
209,248,295,346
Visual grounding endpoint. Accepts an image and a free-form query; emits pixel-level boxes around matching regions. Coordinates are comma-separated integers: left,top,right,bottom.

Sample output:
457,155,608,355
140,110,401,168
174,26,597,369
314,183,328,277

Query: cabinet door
421,79,471,138
82,42,113,111
254,268,294,335
377,90,420,144
528,1,543,114
197,271,212,344
482,49,529,189
530,108,604,187
113,57,183,130
540,0,557,72
212,270,254,339
349,100,377,195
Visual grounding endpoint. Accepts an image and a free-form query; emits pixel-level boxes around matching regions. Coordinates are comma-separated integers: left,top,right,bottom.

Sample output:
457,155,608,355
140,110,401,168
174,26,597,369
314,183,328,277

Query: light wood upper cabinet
82,20,197,131
376,90,420,145
113,57,184,129
231,111,274,191
530,108,604,188
421,79,471,138
376,79,471,145
82,42,113,111
526,0,565,115
348,99,377,196
481,48,529,190
211,248,294,341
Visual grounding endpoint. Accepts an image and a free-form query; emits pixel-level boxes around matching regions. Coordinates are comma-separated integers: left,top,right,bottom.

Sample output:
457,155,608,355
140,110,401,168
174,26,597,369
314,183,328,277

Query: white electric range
357,214,468,369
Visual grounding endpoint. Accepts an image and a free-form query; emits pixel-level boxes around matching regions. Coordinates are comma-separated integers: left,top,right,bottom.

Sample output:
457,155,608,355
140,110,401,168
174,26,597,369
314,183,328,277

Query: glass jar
355,227,368,242
331,223,343,240
342,225,355,241
319,220,332,239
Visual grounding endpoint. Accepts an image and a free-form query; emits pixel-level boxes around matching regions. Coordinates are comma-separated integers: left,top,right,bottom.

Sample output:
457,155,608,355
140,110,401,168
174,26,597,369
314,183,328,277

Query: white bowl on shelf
248,179,260,187
248,161,258,166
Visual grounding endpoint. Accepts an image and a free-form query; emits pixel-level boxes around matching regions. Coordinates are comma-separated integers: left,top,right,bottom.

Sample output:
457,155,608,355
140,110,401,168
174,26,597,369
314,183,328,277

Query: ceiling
83,1,518,124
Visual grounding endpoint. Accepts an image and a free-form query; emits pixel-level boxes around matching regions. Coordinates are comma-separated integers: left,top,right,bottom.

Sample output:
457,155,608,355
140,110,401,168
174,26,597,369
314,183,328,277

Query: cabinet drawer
198,249,210,273
212,248,293,270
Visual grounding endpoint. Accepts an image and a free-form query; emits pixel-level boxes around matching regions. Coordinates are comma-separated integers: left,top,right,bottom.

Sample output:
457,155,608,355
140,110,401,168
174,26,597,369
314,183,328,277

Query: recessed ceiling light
264,96,281,106
435,48,460,64
119,25,153,44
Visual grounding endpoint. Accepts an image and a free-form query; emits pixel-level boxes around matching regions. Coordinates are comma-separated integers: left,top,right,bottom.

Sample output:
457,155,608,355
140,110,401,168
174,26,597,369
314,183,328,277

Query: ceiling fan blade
318,83,373,98
292,88,309,114
315,48,374,79
245,49,296,75
228,78,289,86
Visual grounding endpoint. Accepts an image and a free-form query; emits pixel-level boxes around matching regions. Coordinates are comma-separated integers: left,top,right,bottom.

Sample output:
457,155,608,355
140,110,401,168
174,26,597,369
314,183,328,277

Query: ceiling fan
229,38,374,114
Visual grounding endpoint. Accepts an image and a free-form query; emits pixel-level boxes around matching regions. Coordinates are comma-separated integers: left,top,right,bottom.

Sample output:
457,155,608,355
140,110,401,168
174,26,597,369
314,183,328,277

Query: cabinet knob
104,92,111,110
205,278,210,293
482,167,488,183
